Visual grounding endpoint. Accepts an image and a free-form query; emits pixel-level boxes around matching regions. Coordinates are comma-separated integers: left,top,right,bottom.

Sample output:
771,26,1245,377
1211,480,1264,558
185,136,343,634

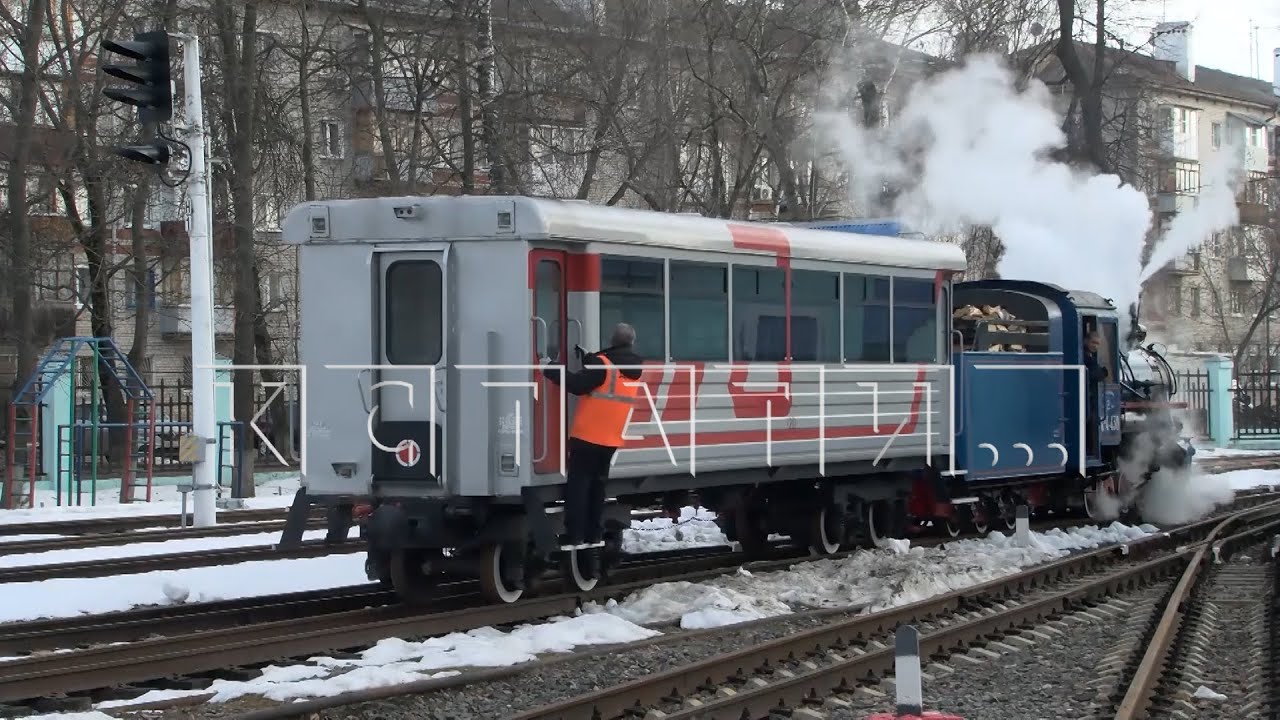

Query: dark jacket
1083,348,1108,419
543,344,645,396
1083,349,1108,384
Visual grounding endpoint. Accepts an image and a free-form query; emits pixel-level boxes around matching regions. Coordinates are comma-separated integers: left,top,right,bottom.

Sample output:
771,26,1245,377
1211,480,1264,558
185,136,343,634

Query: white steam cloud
1139,148,1245,287
816,51,1247,327
814,49,1248,526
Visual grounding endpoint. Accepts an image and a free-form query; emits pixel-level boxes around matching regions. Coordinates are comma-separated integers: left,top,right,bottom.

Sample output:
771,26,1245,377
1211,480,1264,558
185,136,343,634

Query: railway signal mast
101,31,218,527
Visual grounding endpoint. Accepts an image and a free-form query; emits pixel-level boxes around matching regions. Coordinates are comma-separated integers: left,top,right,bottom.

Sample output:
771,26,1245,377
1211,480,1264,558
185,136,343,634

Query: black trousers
564,438,617,545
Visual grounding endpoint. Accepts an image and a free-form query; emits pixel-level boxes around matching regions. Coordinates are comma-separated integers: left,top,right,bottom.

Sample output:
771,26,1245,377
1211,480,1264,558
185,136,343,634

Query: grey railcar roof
281,195,969,272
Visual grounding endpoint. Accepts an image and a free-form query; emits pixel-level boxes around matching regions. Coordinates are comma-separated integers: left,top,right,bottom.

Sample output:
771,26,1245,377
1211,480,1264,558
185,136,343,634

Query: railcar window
732,266,787,362
843,274,891,362
385,260,443,365
893,277,937,363
534,260,563,361
669,261,728,361
791,269,840,362
600,257,665,360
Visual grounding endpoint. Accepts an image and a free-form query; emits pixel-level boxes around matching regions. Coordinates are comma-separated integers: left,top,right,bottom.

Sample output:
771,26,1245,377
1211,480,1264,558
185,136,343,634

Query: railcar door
372,250,448,489
530,249,568,476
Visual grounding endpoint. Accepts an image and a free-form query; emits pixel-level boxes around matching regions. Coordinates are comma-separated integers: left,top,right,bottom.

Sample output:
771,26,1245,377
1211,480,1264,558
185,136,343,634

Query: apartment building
1136,23,1280,367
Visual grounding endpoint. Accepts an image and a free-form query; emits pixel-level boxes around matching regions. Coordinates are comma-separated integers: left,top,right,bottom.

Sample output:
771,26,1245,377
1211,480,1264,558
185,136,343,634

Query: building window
1211,122,1221,149
1190,287,1200,317
843,273,891,362
385,260,443,365
790,269,840,363
669,261,728,361
599,257,664,361
1230,286,1247,316
263,271,292,311
731,266,787,362
1166,279,1182,315
1174,161,1199,193
319,120,343,158
893,277,937,363
73,265,92,307
125,268,157,310
1178,108,1189,134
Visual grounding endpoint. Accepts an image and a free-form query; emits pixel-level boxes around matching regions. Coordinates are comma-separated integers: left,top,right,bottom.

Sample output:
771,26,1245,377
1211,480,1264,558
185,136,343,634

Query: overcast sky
1120,0,1280,81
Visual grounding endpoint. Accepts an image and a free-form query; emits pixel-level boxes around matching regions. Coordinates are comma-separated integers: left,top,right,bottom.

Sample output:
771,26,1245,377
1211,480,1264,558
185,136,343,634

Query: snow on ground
1212,467,1280,490
0,552,370,624
590,522,1159,629
73,520,1162,715
1193,447,1280,460
0,474,301,526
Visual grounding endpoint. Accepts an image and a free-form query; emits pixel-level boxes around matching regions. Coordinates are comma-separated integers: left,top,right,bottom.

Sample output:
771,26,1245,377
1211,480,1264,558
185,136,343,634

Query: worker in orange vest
542,322,644,578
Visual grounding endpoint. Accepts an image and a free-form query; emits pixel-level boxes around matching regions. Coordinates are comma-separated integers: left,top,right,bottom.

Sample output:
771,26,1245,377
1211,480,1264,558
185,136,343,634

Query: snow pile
96,613,658,707
622,506,728,553
590,521,1158,629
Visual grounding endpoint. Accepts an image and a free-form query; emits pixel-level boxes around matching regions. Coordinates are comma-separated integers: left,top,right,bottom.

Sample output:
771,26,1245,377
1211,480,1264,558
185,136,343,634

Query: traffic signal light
101,30,173,165
101,30,172,125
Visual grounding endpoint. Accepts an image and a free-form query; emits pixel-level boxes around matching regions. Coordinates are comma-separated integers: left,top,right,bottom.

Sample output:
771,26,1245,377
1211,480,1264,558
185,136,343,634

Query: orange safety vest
569,355,640,448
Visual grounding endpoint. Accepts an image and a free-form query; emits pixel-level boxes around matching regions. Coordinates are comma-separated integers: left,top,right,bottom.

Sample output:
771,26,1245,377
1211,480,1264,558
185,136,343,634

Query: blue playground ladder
4,337,156,509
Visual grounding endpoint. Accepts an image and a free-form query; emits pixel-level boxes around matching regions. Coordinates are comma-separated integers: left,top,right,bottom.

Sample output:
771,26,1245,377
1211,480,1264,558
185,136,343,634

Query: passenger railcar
278,195,966,604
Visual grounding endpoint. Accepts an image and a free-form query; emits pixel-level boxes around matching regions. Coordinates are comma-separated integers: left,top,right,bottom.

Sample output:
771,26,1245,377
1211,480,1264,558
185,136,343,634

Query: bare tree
1,0,51,398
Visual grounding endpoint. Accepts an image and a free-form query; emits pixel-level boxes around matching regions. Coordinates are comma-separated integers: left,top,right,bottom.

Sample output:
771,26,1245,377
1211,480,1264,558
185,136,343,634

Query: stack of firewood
953,304,1026,352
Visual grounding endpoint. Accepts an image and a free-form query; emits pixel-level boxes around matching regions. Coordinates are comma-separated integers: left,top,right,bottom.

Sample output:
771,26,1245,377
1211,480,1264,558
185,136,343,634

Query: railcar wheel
1083,488,1100,521
734,501,771,559
863,502,890,549
388,549,436,606
808,506,843,556
943,518,961,538
366,549,393,589
561,548,600,593
478,543,524,604
969,505,990,535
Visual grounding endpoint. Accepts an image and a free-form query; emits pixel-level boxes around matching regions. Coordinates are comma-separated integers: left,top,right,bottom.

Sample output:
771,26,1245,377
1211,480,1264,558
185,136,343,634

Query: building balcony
157,303,235,337
1238,199,1270,226
1164,252,1201,275
1156,191,1198,215
1227,256,1265,283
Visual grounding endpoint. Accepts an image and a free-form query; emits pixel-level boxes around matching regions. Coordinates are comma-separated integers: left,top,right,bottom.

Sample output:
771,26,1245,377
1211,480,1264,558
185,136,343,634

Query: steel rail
0,583,394,654
0,517,328,556
505,502,1280,720
1111,512,1280,719
0,543,819,703
0,538,362,584
0,505,324,537
117,494,1280,720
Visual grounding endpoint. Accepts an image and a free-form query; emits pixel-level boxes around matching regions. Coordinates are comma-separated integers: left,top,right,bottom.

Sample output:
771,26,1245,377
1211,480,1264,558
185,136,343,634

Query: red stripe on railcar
622,366,930,450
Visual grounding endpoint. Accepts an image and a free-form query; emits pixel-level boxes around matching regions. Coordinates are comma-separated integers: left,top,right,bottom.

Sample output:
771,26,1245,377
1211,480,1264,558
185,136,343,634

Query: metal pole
175,32,217,528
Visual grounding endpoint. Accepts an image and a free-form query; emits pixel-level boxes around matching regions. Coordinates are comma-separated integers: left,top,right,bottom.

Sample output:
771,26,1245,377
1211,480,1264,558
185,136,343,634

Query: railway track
0,506,322,538
494,499,1280,720
1099,513,1279,719
0,517,329,556
0,537,362,584
1,456,1274,717
0,543,810,714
